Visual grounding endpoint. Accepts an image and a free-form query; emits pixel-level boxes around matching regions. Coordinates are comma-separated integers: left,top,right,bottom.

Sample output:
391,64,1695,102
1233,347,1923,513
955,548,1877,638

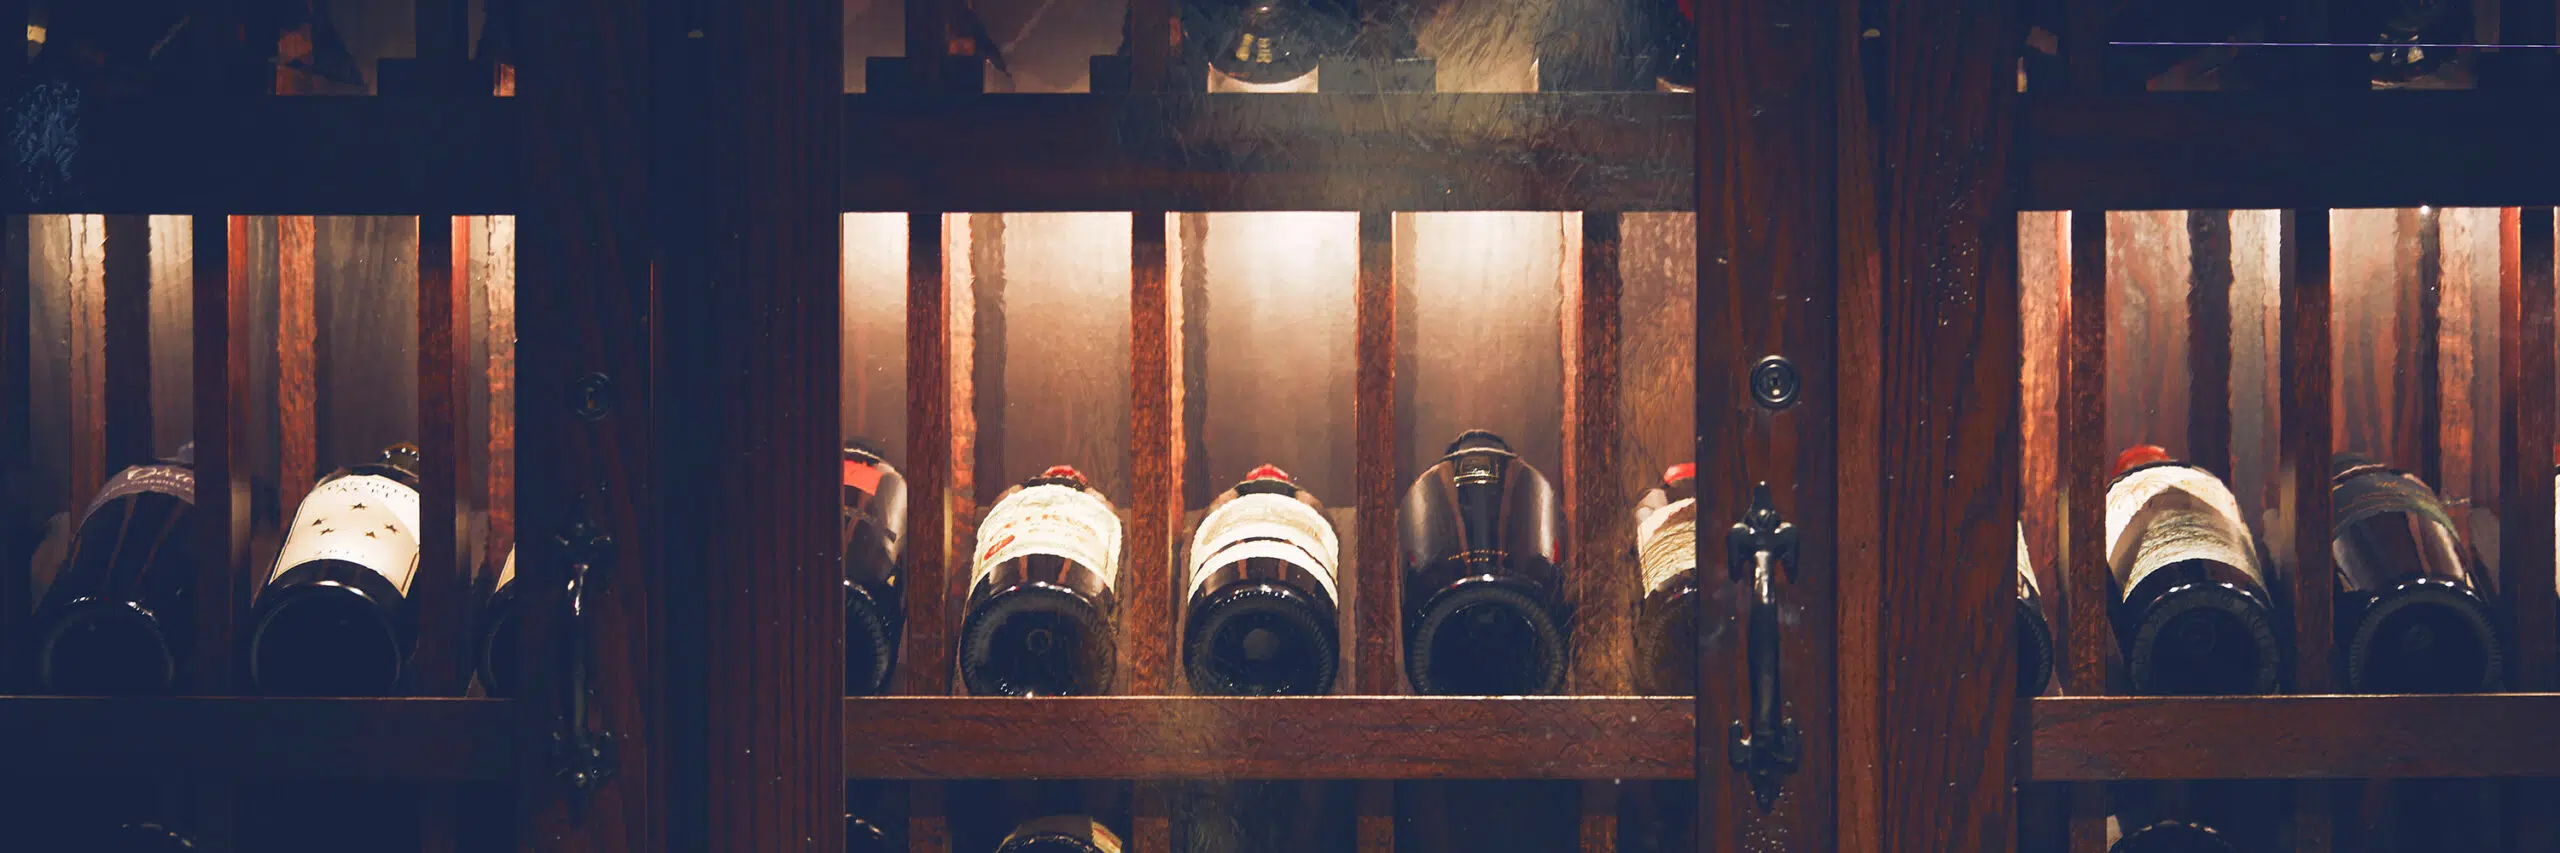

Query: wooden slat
192,215,252,693
0,96,518,215
2028,694,2560,780
279,215,318,513
841,94,1695,213
0,698,513,780
416,215,470,696
901,212,954,698
2280,211,2335,693
1128,211,1174,697
2505,207,2559,692
2017,93,2560,212
2062,210,2109,698
1353,210,1398,695
840,697,1694,779
1566,212,1628,695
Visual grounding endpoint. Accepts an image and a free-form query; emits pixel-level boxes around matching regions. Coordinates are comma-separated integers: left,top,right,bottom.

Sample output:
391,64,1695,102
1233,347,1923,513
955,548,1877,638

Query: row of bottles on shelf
847,814,1122,853
2021,443,2508,698
25,442,527,698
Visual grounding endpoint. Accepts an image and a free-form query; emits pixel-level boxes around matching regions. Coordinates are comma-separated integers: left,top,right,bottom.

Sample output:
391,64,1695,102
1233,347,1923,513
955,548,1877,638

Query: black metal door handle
1726,482,1798,812
552,497,618,803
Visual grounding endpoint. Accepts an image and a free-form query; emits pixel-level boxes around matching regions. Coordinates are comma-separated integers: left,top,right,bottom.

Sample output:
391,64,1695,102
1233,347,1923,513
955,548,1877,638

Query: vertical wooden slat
2059,2,2109,848
2279,209,2337,853
2503,207,2559,853
2413,209,2443,487
417,215,471,697
2188,211,2235,479
1565,211,1626,853
1128,208,1174,851
483,215,517,571
278,214,318,511
103,216,154,471
902,210,955,853
186,214,249,852
1354,208,1397,853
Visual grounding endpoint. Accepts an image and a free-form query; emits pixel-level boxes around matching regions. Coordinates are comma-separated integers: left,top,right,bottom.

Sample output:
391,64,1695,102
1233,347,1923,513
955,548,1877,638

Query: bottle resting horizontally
1400,430,1569,696
1183,464,1341,696
842,439,909,696
2330,453,2502,693
476,547,520,698
1633,463,1700,694
2104,445,2281,695
33,444,198,695
995,816,1126,853
960,465,1123,696
247,443,426,696
2017,523,2056,697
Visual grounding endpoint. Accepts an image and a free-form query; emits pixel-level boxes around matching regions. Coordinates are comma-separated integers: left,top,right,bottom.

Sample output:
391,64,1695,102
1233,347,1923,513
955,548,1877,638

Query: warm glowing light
1208,66,1320,93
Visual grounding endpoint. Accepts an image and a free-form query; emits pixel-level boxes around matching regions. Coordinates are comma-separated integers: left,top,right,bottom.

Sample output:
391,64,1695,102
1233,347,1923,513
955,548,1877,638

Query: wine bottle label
974,484,1121,588
2104,465,2261,597
1188,492,1340,600
2016,523,2040,600
495,547,516,589
1636,496,1699,595
272,474,424,594
85,463,194,516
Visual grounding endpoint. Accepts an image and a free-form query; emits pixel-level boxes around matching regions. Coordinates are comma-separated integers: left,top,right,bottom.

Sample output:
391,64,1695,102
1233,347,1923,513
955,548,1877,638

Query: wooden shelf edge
0,696,516,781
844,695,1696,780
2019,91,2560,211
2027,693,2560,780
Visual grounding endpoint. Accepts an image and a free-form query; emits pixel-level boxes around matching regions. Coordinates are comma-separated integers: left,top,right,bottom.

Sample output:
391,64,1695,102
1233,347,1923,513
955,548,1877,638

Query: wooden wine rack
0,0,2551,851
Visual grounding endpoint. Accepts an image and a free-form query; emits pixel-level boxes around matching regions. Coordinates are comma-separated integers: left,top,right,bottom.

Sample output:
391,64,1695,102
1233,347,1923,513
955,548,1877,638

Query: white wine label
272,474,424,594
1187,492,1340,600
1637,496,1699,595
495,547,516,589
2016,523,2041,600
2104,465,2261,597
974,484,1122,588
86,463,195,515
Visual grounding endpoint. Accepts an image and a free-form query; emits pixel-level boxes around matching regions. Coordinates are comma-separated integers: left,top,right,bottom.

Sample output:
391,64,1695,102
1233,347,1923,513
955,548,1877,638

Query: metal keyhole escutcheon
1751,356,1801,409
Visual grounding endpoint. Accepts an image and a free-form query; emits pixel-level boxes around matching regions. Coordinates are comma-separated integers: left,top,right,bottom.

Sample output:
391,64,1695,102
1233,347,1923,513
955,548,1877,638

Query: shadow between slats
0,697,514,781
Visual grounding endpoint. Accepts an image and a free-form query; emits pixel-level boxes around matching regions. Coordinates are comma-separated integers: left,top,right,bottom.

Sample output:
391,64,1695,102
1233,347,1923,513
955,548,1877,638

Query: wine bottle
32,444,196,695
1400,430,1569,696
995,816,1126,853
2105,445,2281,695
960,466,1122,696
2330,453,2502,693
476,547,519,698
2018,523,2056,697
1182,464,1341,696
2109,819,2238,853
246,443,426,696
844,440,909,696
1632,463,1699,694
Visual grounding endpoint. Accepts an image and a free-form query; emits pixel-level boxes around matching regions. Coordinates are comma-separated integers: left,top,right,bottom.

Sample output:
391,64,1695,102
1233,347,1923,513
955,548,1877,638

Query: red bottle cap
843,458,883,495
1663,463,1696,485
2113,444,2173,478
1244,463,1293,483
1037,464,1086,484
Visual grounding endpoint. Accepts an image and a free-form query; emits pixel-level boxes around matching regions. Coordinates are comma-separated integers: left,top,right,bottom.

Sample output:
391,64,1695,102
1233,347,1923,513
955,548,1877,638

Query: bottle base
248,584,407,697
2110,820,2237,853
37,599,177,696
847,584,901,696
1406,581,1566,696
2346,579,2503,694
960,584,1118,697
2126,583,2281,696
1184,583,1338,696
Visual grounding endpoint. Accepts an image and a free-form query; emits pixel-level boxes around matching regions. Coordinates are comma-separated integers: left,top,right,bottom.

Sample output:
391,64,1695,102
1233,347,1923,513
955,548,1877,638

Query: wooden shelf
0,697,516,781
2026,694,2560,781
2018,91,2560,211
843,696,1694,780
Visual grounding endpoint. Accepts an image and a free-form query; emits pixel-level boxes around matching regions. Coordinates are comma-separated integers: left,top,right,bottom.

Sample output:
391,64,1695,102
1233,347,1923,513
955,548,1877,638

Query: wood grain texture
513,0,668,844
2064,210,2111,695
1566,212,1629,696
101,215,153,471
1831,17,1886,849
2019,212,2064,611
2503,208,2557,693
192,215,253,694
146,217,193,461
2105,211,2191,462
2279,210,2335,693
1694,0,1845,847
1619,214,1697,505
0,697,513,780
277,215,317,513
2016,92,2560,211
2028,694,2560,779
416,215,470,697
2187,211,2234,478
1353,210,1399,695
2329,209,2425,472
1868,3,2018,853
902,212,955,697
480,215,518,570
840,696,1695,779
315,216,421,467
1188,212,1358,504
654,0,845,849
1128,211,1175,695
840,94,1695,212
65,215,105,508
